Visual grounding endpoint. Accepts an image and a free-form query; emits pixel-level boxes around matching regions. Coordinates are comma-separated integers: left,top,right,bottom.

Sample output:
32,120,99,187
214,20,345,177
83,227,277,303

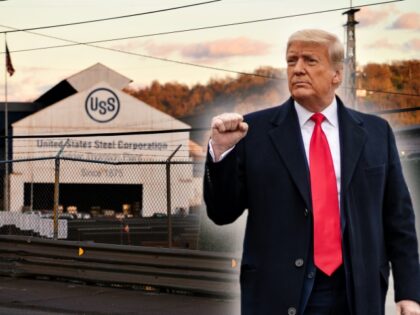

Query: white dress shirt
294,98,341,205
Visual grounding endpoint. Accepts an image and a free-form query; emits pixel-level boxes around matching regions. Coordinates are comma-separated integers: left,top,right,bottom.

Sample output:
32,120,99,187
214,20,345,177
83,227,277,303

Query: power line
0,0,221,34
0,1,415,95
1,21,419,96
362,89,420,97
2,0,403,54
0,24,277,80
89,43,278,79
5,105,419,141
370,106,420,115
341,86,420,97
6,23,420,98
7,26,420,94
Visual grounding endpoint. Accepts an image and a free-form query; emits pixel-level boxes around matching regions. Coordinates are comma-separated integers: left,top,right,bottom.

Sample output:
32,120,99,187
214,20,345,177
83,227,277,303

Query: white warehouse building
8,63,199,217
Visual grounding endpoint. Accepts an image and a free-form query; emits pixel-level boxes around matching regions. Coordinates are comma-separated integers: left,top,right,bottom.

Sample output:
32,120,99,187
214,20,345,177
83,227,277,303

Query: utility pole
342,2,360,109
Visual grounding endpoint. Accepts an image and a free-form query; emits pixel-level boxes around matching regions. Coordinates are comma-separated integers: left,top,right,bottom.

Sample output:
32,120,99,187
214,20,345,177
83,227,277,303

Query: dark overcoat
204,97,420,315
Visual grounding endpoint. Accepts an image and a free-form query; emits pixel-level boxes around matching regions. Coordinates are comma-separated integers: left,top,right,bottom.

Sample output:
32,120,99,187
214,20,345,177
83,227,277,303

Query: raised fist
210,113,249,161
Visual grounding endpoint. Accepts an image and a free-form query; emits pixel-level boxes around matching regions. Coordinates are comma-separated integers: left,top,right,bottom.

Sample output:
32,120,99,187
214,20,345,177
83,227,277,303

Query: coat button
287,307,297,315
307,271,315,279
304,208,309,216
295,259,304,267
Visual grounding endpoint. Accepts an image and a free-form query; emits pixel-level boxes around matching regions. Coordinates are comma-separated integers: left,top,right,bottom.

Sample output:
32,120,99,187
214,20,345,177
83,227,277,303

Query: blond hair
287,29,344,69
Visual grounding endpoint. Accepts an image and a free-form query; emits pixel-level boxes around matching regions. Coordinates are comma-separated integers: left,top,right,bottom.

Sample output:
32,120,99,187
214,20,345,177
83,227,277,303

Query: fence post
166,145,182,248
53,157,60,239
53,139,69,240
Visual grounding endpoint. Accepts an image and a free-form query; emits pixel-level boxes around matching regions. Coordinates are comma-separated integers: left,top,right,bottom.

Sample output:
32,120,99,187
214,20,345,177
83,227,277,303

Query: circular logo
85,88,120,123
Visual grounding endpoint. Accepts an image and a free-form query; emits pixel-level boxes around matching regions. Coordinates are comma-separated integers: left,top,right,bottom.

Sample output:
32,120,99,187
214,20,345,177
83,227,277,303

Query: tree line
357,60,419,127
124,60,419,128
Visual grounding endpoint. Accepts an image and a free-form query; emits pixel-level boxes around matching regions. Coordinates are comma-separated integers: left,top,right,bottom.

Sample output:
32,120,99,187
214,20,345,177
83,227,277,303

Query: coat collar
267,96,366,209
268,98,312,209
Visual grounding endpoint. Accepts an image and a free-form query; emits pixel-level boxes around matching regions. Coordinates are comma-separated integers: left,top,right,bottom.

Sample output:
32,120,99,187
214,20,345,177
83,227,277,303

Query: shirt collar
294,97,338,128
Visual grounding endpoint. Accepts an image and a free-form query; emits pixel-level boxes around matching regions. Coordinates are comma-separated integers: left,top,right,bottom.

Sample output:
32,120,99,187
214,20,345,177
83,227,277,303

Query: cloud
404,38,420,51
357,5,398,27
1,66,59,101
141,37,271,61
391,12,420,30
365,38,399,50
181,37,271,60
141,41,181,57
365,38,420,53
110,41,143,51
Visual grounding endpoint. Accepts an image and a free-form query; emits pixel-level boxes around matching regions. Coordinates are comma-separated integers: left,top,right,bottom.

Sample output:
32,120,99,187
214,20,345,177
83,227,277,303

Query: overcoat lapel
337,99,367,197
268,99,311,210
267,97,366,211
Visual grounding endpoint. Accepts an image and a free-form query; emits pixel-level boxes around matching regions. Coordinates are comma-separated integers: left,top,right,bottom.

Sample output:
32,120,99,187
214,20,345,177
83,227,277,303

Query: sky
0,0,419,102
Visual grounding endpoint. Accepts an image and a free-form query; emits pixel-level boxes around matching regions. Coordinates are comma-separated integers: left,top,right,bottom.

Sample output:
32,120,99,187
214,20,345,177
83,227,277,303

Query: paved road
0,276,238,315
0,275,398,314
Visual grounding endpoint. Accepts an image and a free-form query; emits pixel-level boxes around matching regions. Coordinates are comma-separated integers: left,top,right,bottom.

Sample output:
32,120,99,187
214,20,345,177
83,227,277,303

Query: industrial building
0,63,201,217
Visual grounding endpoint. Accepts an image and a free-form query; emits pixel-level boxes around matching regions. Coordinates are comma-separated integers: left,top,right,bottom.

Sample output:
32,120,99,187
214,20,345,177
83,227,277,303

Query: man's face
286,41,341,111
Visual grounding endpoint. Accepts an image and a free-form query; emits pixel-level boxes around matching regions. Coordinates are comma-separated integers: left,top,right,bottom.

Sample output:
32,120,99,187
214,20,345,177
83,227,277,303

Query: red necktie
309,113,342,276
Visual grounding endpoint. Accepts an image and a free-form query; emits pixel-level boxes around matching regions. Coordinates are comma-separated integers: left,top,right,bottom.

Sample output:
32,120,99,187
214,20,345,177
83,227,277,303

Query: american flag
5,42,15,76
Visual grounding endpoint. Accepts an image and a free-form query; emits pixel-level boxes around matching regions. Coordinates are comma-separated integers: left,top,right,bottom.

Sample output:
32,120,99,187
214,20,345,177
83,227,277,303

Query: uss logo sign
85,88,120,123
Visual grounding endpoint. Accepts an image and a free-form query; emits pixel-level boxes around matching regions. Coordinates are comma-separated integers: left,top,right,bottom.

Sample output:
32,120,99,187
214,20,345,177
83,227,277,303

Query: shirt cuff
208,139,235,162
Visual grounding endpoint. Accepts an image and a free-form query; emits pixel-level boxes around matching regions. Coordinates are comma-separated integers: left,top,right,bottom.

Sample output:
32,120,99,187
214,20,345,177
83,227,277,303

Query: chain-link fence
0,153,204,249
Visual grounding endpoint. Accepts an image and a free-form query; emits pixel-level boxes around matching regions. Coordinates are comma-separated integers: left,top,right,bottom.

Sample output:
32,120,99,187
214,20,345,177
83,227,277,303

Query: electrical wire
0,0,221,34
6,105,420,141
0,24,277,79
361,89,420,98
5,25,419,96
7,25,278,80
5,26,420,94
0,2,415,89
1,0,403,48
370,106,420,115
